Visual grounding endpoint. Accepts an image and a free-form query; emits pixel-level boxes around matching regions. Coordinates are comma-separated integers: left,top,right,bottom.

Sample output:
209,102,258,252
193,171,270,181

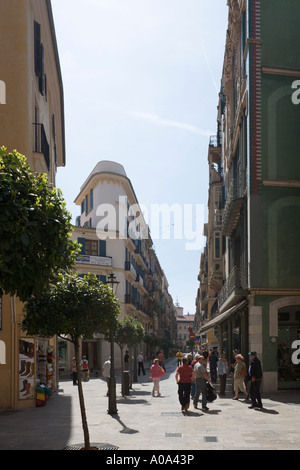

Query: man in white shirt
102,357,111,396
137,352,145,376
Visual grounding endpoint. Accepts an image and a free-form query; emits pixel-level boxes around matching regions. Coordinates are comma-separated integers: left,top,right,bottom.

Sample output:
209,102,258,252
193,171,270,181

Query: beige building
176,305,195,353
0,0,65,408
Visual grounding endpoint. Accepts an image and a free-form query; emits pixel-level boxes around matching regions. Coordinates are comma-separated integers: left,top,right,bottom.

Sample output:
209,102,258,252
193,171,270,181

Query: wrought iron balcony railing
218,266,248,307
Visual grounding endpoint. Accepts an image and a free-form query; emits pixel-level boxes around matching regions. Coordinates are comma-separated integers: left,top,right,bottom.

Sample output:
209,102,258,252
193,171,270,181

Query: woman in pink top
149,358,166,396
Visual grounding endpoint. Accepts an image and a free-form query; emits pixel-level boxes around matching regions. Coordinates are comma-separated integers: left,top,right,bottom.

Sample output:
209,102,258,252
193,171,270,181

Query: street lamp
107,272,119,415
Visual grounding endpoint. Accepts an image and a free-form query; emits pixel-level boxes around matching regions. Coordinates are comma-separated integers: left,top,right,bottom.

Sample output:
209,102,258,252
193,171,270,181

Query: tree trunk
120,346,125,396
74,337,91,450
133,344,137,383
129,345,133,389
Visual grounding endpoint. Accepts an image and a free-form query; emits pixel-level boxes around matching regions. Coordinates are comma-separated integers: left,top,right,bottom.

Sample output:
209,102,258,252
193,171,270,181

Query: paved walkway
0,357,300,451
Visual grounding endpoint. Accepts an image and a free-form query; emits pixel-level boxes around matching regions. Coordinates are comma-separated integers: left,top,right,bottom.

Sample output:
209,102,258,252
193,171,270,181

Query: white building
58,161,176,375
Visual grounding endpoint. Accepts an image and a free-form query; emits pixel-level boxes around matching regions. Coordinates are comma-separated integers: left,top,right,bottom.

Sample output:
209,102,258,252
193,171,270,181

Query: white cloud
129,111,213,137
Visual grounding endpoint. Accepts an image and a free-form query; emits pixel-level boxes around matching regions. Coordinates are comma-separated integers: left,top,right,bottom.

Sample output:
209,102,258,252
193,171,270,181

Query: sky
51,0,228,317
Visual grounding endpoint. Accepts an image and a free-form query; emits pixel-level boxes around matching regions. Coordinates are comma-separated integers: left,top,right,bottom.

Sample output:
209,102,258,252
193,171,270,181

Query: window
34,21,42,76
214,232,221,259
85,195,88,216
85,239,98,256
90,188,93,211
34,21,46,96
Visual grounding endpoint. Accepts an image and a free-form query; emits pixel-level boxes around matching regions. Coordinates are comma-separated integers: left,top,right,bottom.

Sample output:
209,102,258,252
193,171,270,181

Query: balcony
135,274,144,287
221,171,246,237
218,266,248,310
125,261,137,278
76,254,112,267
125,294,136,307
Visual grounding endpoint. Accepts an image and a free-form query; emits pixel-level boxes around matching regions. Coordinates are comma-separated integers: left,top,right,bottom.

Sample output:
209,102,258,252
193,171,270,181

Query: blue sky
51,0,228,316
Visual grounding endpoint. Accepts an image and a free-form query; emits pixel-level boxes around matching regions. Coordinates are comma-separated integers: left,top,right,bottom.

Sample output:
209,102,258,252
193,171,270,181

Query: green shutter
77,237,86,254
99,240,106,257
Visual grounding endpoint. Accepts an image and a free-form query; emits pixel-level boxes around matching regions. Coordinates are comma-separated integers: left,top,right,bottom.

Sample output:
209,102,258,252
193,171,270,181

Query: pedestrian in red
149,358,166,397
175,357,195,413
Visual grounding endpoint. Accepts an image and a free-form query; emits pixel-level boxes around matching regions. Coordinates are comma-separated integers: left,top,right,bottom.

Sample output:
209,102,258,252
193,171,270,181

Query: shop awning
198,300,247,334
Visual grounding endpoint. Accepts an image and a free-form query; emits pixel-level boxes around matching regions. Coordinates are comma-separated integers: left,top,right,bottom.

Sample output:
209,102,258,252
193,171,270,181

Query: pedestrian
81,355,89,382
137,352,145,376
175,357,195,413
72,357,77,386
193,355,210,411
233,354,248,400
186,353,192,364
230,350,238,394
102,356,111,396
248,351,263,409
158,350,165,371
217,353,228,396
149,358,166,397
209,350,218,383
176,349,183,367
124,350,129,370
190,354,199,399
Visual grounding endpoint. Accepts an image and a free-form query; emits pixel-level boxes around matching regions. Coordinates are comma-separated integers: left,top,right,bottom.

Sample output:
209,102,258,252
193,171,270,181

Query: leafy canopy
22,273,121,341
111,314,145,348
0,148,79,301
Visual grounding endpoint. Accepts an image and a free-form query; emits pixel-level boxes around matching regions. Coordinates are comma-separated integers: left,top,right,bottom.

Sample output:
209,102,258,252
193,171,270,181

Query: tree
128,319,145,387
22,273,120,450
143,333,160,359
0,148,79,301
107,315,144,396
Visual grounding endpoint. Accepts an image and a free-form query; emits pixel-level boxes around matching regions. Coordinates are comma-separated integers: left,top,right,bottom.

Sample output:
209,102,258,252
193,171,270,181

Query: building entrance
277,306,300,389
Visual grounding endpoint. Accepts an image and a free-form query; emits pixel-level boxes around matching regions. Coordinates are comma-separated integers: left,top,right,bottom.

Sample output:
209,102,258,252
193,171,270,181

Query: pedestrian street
0,357,300,451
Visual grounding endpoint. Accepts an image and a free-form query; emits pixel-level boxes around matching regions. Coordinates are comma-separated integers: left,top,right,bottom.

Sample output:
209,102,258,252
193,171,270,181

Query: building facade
175,305,195,353
58,161,177,375
197,0,300,392
0,0,65,408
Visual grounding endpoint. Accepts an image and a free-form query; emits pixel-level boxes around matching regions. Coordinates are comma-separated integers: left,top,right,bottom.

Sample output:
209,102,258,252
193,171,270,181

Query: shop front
18,334,57,405
277,305,300,389
198,300,248,364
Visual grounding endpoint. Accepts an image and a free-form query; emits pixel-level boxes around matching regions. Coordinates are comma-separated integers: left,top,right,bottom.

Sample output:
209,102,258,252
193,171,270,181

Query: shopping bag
206,383,217,402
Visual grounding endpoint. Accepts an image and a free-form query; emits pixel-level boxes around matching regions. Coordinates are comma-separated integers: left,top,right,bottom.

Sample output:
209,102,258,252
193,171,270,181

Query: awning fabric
198,299,247,334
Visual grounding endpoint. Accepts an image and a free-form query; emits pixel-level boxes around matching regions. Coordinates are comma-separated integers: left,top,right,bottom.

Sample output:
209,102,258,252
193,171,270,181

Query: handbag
206,383,217,402
241,366,247,377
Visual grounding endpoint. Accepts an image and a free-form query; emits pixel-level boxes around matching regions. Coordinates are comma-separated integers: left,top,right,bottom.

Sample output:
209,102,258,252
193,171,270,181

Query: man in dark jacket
248,351,263,409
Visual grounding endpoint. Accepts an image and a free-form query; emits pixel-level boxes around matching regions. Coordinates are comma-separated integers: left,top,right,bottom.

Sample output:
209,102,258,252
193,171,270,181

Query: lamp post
107,272,119,415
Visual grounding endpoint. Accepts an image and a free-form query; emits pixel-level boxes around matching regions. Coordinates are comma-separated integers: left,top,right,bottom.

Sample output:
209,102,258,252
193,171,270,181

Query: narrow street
0,357,300,451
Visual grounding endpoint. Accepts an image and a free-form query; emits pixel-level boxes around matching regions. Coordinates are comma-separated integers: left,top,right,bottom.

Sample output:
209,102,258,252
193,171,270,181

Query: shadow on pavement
111,414,139,435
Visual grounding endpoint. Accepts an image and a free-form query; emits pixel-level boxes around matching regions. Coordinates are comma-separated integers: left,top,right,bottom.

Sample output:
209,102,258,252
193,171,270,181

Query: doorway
277,306,300,389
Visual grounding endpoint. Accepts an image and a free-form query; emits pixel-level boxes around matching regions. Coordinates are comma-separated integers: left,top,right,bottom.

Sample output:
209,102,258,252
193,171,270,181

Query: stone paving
0,357,300,451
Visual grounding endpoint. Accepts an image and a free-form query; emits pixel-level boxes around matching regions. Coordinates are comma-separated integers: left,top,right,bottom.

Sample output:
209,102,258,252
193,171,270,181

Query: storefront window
278,306,300,389
232,325,240,352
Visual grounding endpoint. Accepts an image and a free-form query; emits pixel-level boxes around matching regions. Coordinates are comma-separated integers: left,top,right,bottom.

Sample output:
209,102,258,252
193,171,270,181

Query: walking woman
149,358,166,396
233,354,249,400
175,357,195,413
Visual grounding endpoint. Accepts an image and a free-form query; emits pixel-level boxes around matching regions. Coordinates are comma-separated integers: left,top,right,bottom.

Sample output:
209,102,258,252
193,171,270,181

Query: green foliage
107,314,144,348
0,147,79,301
22,273,120,341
